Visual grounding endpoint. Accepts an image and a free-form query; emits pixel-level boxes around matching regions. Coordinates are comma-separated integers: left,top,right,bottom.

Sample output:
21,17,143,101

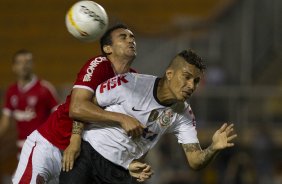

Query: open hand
211,123,237,151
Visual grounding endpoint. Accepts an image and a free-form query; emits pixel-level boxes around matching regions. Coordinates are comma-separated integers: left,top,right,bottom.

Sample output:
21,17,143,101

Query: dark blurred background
0,0,282,183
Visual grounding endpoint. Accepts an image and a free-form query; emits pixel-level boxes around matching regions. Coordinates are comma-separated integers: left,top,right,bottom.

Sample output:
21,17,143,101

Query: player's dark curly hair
100,23,129,56
177,49,206,71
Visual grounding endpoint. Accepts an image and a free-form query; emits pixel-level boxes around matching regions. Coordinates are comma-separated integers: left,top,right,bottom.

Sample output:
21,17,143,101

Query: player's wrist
72,121,84,135
209,143,219,153
109,112,127,125
70,134,82,144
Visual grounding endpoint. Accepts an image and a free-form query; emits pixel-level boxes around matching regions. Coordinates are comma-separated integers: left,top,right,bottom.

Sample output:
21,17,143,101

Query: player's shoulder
83,55,110,68
120,73,157,87
5,82,18,94
79,55,111,79
6,82,17,89
124,73,158,93
39,80,55,88
129,73,158,81
39,80,57,95
178,102,195,119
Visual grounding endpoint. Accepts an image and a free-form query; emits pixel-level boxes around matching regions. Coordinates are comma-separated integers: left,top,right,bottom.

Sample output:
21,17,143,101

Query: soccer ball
65,1,109,42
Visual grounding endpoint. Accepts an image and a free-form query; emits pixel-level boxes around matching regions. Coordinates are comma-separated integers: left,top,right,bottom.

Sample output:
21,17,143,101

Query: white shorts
12,130,62,184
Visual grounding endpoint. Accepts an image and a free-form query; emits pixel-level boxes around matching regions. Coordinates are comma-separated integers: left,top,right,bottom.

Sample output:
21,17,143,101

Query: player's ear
103,45,112,55
165,69,174,81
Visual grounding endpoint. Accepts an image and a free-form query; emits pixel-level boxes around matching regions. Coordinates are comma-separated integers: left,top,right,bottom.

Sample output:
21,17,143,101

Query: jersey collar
17,75,38,92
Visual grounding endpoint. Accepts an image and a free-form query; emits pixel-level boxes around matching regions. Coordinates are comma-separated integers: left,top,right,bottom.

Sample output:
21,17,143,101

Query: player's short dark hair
99,23,129,56
177,49,206,71
12,49,32,63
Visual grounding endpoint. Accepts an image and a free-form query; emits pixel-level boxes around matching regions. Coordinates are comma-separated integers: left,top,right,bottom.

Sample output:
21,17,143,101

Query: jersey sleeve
73,56,111,93
95,73,133,107
41,80,59,111
170,105,199,144
2,87,13,116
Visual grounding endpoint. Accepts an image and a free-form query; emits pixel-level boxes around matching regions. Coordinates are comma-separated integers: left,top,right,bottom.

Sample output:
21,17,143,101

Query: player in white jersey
60,49,237,183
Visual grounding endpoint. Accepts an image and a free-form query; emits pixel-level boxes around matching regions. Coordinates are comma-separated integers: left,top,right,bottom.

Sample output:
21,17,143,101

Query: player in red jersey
0,49,59,156
12,24,148,184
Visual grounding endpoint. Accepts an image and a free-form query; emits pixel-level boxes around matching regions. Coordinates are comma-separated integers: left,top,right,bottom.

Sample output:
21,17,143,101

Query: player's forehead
181,62,202,77
14,53,32,63
111,28,134,38
174,57,201,76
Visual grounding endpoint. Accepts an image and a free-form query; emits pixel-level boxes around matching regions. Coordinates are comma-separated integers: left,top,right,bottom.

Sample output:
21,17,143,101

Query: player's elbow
69,103,83,119
69,109,76,119
187,157,205,171
189,162,204,171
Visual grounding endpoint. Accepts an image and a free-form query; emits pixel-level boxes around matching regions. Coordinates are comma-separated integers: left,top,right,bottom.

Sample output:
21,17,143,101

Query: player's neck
110,58,133,74
18,75,34,87
156,78,178,106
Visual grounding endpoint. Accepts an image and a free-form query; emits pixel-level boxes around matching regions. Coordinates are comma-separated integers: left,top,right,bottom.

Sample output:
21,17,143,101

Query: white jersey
83,73,199,169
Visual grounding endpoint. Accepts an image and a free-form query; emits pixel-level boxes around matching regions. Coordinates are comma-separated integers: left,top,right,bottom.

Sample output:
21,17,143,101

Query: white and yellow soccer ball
65,1,108,42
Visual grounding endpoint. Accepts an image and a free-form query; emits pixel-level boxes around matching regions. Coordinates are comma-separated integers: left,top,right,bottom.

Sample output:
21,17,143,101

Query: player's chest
126,105,178,133
10,91,41,109
134,107,178,145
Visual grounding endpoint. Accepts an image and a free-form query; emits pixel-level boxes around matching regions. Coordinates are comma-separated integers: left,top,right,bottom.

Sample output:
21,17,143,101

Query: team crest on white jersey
157,108,174,127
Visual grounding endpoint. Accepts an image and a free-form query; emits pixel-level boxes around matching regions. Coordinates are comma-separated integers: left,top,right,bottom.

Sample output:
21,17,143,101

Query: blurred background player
0,49,59,157
0,49,59,183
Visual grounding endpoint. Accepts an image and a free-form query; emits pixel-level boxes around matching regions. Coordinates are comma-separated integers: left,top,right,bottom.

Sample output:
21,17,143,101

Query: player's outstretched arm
182,123,237,170
62,121,84,172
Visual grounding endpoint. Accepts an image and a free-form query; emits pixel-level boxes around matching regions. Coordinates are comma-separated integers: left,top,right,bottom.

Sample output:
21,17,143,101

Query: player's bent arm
0,113,11,137
182,143,219,170
69,88,129,124
70,88,144,138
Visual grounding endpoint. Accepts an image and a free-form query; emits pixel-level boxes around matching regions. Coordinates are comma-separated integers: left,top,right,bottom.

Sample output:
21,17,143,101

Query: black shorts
59,140,137,184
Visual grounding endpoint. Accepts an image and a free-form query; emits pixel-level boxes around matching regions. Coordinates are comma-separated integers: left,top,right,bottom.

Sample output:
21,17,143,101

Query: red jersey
3,76,58,145
38,56,136,150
